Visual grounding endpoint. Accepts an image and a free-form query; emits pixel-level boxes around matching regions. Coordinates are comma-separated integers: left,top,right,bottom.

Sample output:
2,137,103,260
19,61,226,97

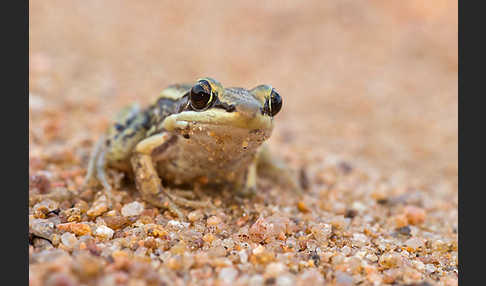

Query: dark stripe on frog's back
144,83,192,134
104,84,191,161
105,106,151,162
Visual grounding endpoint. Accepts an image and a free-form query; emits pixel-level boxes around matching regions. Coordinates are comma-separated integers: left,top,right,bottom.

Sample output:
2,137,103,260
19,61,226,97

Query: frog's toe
142,192,184,218
171,190,197,199
237,185,257,198
168,193,213,209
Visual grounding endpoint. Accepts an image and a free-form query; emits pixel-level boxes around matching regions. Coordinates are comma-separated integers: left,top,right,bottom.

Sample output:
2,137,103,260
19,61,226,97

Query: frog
84,77,301,218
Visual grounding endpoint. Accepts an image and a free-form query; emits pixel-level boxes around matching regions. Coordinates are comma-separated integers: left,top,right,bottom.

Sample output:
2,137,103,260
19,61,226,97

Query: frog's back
104,83,192,166
158,83,193,100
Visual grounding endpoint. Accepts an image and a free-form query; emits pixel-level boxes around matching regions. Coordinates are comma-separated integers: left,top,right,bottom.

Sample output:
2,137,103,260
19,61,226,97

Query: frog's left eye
190,80,214,110
264,89,282,117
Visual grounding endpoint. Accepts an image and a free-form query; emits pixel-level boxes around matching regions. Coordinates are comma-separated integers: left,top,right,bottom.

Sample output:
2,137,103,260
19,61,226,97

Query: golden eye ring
263,88,282,117
190,80,214,110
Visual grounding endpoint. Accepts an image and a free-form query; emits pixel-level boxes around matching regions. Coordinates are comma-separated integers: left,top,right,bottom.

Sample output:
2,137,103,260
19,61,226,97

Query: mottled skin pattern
84,77,300,218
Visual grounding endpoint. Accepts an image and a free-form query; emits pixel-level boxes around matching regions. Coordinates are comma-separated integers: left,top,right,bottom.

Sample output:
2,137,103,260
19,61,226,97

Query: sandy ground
29,1,458,285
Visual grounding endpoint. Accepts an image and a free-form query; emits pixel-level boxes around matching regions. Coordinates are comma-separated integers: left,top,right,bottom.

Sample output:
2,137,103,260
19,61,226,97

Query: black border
458,0,481,284
2,0,29,283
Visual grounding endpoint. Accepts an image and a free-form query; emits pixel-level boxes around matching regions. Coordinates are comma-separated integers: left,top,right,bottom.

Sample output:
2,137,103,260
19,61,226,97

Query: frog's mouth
162,109,273,132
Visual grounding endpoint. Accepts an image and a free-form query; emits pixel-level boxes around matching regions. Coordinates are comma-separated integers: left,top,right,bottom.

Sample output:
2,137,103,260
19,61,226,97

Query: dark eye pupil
190,81,212,110
269,89,282,116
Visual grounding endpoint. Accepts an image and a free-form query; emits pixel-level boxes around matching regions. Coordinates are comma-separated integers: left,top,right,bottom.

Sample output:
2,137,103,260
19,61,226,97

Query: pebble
188,210,204,222
33,238,53,250
57,223,92,236
405,237,425,250
276,275,295,286
352,233,369,247
103,215,129,230
297,269,325,286
265,262,287,277
249,215,290,243
30,218,55,240
365,253,378,262
341,246,351,256
87,196,108,218
121,201,144,217
248,275,264,286
239,250,249,263
94,225,114,240
44,272,77,286
207,216,222,226
253,245,265,255
395,226,412,236
404,205,426,225
219,267,238,284
61,232,78,249
59,208,82,222
335,270,354,286
379,253,402,269
297,201,310,213
310,223,332,242
33,199,59,218
168,220,190,229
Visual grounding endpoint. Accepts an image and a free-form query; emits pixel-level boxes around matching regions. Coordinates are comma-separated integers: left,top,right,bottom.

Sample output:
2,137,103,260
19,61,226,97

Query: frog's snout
233,97,262,119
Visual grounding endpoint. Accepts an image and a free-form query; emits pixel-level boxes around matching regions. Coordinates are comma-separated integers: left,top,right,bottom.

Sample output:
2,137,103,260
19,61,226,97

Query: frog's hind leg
132,133,211,218
83,135,107,188
83,135,115,204
95,146,113,199
256,144,303,195
171,190,197,199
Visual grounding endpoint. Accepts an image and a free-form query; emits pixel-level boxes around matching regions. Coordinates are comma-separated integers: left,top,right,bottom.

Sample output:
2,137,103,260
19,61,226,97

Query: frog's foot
237,185,257,198
167,192,212,208
141,191,185,219
236,154,258,198
172,190,197,199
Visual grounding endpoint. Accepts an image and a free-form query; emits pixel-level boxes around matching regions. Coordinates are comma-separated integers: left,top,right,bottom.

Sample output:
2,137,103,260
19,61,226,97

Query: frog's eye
264,88,282,117
190,80,214,110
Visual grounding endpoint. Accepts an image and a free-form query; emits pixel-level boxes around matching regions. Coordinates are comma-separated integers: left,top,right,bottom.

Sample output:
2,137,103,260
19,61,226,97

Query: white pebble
310,223,332,242
265,262,287,277
276,275,295,286
239,250,248,263
121,201,144,217
95,225,114,239
219,267,238,284
425,263,437,274
365,253,378,262
405,237,425,250
248,275,264,286
335,270,353,286
352,233,369,246
167,220,190,229
60,232,78,249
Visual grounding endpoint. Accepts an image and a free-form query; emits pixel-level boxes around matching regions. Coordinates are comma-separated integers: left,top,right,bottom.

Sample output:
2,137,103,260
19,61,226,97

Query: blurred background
29,0,457,193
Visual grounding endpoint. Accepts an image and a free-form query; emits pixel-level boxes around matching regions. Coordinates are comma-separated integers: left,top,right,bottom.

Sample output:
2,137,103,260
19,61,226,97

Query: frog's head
162,77,282,154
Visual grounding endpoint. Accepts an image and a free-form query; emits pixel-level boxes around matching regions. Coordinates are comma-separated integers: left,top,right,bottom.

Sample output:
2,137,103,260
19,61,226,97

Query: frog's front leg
132,133,210,218
237,156,258,197
256,144,304,195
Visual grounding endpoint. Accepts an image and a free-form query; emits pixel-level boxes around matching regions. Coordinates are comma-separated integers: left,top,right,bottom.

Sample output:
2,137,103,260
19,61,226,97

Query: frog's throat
162,109,273,131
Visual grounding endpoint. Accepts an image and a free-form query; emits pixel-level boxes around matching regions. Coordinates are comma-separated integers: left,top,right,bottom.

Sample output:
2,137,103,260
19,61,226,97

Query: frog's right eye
190,80,214,110
262,88,282,117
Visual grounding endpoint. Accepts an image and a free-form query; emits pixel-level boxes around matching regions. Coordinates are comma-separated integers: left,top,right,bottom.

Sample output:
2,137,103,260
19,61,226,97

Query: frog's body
84,77,299,218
